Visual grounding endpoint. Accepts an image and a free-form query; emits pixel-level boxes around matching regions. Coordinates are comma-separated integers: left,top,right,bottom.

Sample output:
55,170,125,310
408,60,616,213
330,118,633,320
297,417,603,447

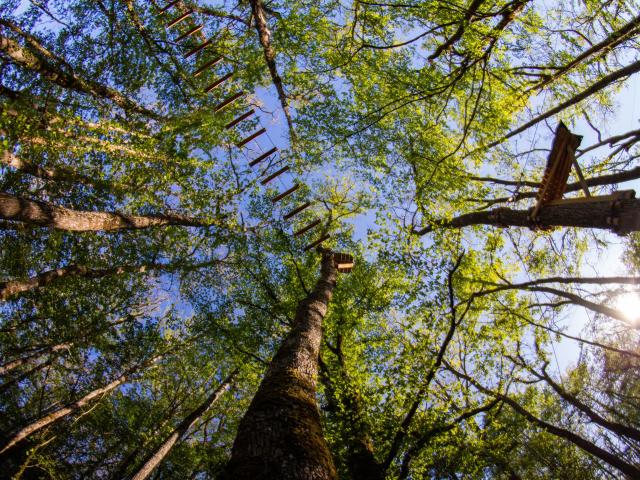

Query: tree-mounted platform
530,122,639,233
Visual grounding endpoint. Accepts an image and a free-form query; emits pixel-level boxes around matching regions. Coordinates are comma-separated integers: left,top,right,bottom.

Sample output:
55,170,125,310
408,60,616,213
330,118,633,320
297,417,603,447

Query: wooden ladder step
184,38,212,58
303,234,330,252
214,91,244,112
272,184,300,203
159,0,181,14
225,109,255,129
236,128,266,148
284,202,311,220
294,219,320,237
193,56,222,77
249,147,277,167
175,24,203,43
261,166,289,185
204,72,233,93
167,10,193,28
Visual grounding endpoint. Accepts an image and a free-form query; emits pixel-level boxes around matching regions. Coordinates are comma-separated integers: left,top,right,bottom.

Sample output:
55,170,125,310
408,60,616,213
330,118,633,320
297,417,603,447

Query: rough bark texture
415,198,640,235
131,371,236,480
221,253,338,480
0,355,162,454
0,192,209,231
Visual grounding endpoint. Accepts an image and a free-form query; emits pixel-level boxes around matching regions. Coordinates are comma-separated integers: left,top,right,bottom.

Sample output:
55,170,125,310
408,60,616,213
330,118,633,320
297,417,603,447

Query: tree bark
220,252,339,480
414,197,640,235
0,342,72,375
131,371,237,480
249,0,296,141
0,20,159,119
0,192,210,231
0,355,163,455
1,150,108,189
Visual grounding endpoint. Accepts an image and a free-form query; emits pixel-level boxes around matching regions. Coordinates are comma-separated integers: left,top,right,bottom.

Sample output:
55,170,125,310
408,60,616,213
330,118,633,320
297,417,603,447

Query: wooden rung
204,72,233,93
225,109,255,129
236,128,266,148
184,38,212,58
294,219,321,237
175,24,203,43
249,147,277,167
304,234,330,252
261,166,289,185
159,0,181,13
193,57,222,77
214,91,244,112
272,184,300,203
167,11,193,28
284,201,311,220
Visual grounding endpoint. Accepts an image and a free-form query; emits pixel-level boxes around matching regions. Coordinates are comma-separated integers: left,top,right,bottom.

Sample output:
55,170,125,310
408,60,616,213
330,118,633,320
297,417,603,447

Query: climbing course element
530,122,638,233
153,1,342,255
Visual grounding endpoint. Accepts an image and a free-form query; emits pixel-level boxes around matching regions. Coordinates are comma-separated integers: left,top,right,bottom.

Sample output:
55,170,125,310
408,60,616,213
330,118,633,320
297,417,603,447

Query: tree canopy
1,0,640,478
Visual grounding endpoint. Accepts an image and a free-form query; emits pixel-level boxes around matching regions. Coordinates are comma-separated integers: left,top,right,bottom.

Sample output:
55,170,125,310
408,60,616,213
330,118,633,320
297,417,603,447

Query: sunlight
616,292,640,327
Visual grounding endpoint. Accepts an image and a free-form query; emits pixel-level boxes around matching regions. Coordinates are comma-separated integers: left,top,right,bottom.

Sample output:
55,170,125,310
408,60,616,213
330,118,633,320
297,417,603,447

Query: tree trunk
220,252,338,480
1,150,107,188
0,192,210,231
0,342,72,375
414,197,640,235
0,20,159,119
131,371,237,480
249,0,296,141
0,355,163,455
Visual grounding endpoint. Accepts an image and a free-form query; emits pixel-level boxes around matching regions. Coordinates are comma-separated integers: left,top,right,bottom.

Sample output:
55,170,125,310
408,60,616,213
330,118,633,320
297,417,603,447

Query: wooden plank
568,146,591,197
214,91,244,112
225,109,255,129
167,10,193,28
249,147,277,167
159,0,181,13
193,56,222,77
184,38,212,58
236,128,266,148
303,234,330,252
294,219,320,237
204,72,233,93
283,201,311,220
272,184,300,203
547,190,636,206
261,166,289,185
175,25,203,43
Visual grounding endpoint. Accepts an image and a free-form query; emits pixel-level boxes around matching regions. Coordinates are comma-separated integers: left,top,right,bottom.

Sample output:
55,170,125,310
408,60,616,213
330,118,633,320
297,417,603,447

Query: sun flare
616,292,640,326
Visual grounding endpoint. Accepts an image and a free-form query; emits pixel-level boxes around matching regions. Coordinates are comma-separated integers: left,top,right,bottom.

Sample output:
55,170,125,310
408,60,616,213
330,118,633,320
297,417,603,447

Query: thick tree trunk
0,192,209,231
131,371,237,480
415,198,640,235
0,20,158,118
0,355,163,455
221,253,338,480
